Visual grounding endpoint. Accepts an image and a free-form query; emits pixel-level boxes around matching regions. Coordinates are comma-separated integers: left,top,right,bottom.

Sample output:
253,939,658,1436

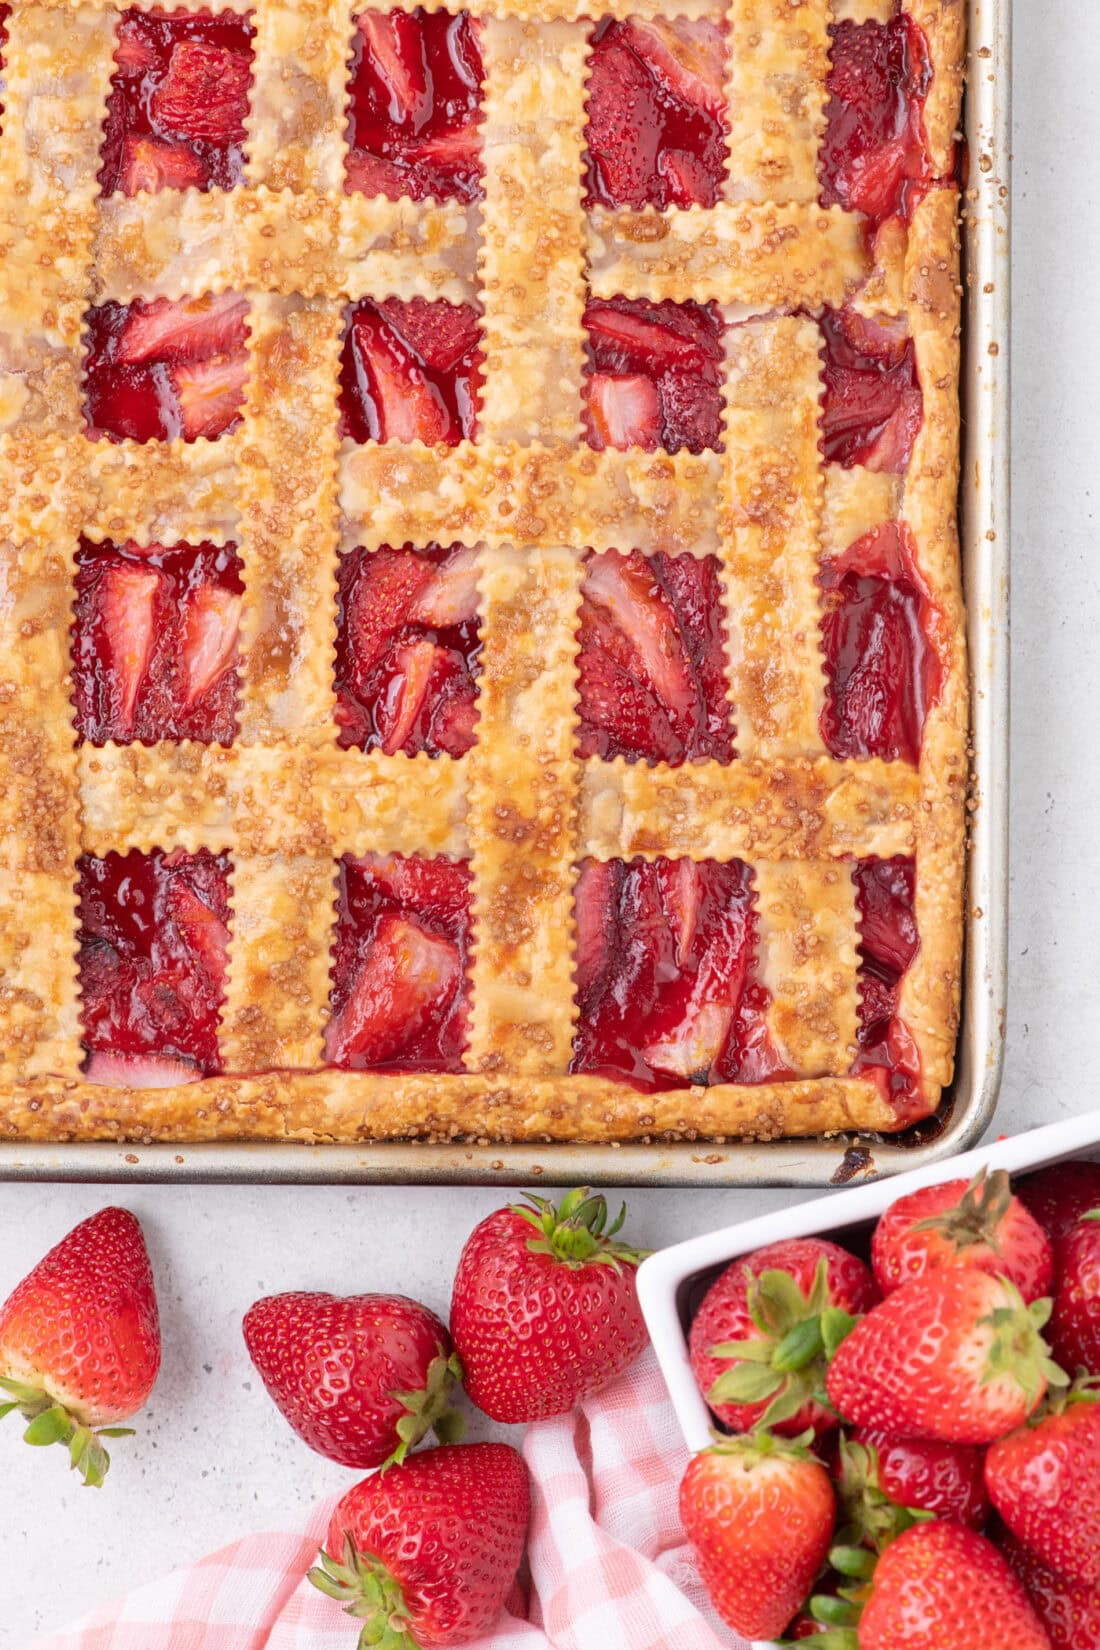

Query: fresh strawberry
585,372,661,449
1049,1212,1100,1376
680,1431,834,1641
0,1208,160,1486
825,1269,1066,1445
985,1385,1100,1586
324,912,462,1068
872,1167,1054,1303
151,40,251,144
179,583,241,709
1002,1527,1100,1650
84,1051,200,1088
174,353,248,441
1016,1162,1100,1242
805,1522,1054,1648
114,292,249,367
450,1189,648,1423
97,562,162,736
118,134,206,194
310,1443,528,1648
837,1431,989,1551
689,1237,877,1436
243,1292,463,1470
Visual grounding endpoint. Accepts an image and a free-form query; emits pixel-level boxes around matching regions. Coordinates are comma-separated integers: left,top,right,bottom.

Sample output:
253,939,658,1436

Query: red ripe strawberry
985,1386,1100,1585
309,1442,528,1648
689,1237,877,1436
1016,1161,1100,1242
242,1291,463,1470
809,1522,1054,1649
449,1189,648,1422
679,1431,836,1642
1049,1212,1100,1376
1002,1527,1100,1650
838,1429,989,1549
0,1207,160,1485
825,1269,1066,1445
872,1166,1055,1303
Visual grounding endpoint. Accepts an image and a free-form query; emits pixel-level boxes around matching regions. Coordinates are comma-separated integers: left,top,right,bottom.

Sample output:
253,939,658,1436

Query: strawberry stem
386,1350,465,1468
910,1166,1012,1254
0,1377,127,1487
511,1188,649,1270
308,1535,416,1650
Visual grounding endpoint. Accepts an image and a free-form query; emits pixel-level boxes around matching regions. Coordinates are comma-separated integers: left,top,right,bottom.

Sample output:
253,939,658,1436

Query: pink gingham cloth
33,1350,748,1650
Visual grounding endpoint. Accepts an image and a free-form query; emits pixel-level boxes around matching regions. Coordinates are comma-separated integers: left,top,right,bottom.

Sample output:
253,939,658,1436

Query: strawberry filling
0,8,9,129
819,522,944,765
83,291,249,443
852,854,924,1119
100,8,254,196
335,543,481,756
583,295,723,455
325,854,471,1072
819,306,923,472
78,847,231,1077
73,537,243,746
570,857,788,1091
583,16,728,211
345,8,483,203
576,549,733,765
338,296,481,445
820,15,936,230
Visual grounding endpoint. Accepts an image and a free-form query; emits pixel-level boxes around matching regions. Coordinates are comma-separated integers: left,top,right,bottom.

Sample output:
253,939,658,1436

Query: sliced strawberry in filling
0,8,8,130
100,9,254,196
583,296,723,454
852,855,925,1120
584,16,728,210
819,522,945,764
346,8,483,203
78,847,231,1075
819,305,923,472
73,537,243,744
570,857,787,1090
577,548,733,765
335,543,481,756
339,298,481,445
820,15,936,230
84,293,249,443
325,853,471,1072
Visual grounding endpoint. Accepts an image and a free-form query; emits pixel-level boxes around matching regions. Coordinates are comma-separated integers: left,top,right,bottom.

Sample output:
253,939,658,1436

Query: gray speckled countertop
2,3,1095,1641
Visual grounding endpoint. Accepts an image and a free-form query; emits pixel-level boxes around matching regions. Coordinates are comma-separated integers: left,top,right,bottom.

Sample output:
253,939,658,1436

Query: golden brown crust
0,0,967,1147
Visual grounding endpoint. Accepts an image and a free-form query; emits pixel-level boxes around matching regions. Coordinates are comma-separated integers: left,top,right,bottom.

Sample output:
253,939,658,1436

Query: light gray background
0,4,1089,1642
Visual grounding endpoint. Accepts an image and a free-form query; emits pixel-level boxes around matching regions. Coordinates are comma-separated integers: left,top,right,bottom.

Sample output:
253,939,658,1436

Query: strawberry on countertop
0,1207,160,1486
310,1442,528,1649
680,1430,836,1643
871,1166,1054,1302
825,1268,1066,1445
450,1188,649,1423
689,1237,877,1436
243,1291,464,1470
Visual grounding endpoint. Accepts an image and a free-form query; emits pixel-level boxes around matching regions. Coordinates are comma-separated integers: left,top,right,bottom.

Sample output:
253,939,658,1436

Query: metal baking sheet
0,0,1009,1188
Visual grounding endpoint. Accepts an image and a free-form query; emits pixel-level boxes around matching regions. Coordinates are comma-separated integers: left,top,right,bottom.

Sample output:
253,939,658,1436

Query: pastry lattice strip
0,0,965,1142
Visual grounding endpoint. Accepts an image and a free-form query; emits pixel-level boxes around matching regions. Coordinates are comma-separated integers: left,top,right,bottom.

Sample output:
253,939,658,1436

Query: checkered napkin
33,1350,747,1650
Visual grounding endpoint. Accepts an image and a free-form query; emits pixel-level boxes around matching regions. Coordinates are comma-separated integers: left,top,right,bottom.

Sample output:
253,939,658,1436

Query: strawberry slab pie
0,0,966,1153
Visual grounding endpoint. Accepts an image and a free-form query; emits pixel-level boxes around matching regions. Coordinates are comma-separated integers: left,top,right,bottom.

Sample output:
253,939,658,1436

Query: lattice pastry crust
0,0,966,1147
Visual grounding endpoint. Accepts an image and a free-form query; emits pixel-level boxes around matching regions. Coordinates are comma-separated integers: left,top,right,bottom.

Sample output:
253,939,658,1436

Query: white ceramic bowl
636,1109,1100,1648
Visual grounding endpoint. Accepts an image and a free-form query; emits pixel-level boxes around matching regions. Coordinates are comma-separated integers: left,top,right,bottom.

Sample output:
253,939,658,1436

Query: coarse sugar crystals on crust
0,0,966,1144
